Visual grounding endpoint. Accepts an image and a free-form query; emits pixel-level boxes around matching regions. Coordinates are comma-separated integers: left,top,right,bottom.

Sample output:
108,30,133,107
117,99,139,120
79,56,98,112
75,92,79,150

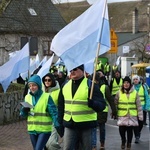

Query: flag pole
89,0,107,99
89,43,100,99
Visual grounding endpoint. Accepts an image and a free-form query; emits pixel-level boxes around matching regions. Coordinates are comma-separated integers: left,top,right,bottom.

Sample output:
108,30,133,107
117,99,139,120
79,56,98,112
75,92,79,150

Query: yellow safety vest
112,66,118,71
25,93,52,132
62,78,97,122
112,79,123,95
50,89,60,106
117,90,138,116
137,86,145,106
100,85,108,112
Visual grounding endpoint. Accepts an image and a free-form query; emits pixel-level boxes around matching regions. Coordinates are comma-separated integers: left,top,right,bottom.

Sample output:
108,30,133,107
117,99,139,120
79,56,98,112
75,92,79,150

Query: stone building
0,0,66,65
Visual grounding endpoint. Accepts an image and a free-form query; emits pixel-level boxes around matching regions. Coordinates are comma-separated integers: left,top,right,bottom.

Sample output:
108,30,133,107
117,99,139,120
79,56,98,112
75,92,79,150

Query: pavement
0,118,149,150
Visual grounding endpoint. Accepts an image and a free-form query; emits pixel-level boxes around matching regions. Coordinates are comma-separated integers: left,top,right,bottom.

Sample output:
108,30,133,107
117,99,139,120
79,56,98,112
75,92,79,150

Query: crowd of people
19,61,150,150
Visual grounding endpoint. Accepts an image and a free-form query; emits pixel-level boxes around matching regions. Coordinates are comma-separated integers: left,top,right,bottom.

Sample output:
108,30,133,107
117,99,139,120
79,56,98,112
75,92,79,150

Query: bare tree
130,34,150,62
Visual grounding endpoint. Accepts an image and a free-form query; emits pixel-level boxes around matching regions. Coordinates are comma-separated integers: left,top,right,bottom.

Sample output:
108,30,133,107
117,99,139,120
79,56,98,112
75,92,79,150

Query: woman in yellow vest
132,75,150,144
20,75,59,150
115,76,143,150
42,73,61,150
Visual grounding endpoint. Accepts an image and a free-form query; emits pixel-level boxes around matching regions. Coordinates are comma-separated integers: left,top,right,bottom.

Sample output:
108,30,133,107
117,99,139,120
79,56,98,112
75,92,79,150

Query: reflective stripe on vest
137,86,145,106
112,79,123,95
117,90,138,116
100,85,108,112
62,78,97,122
26,93,52,132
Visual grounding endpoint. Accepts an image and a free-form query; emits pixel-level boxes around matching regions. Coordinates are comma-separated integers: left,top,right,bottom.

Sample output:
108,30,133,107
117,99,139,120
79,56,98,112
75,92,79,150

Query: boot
126,143,131,150
135,137,139,143
100,142,105,150
92,147,96,150
121,141,126,149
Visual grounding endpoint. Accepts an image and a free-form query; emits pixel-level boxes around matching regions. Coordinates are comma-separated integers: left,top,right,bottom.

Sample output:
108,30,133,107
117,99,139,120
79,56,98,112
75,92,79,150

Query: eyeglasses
70,68,78,72
44,79,51,82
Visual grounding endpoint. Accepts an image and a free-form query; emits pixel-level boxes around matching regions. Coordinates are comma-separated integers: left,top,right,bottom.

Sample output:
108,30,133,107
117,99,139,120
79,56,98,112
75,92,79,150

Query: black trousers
134,119,143,138
119,126,133,143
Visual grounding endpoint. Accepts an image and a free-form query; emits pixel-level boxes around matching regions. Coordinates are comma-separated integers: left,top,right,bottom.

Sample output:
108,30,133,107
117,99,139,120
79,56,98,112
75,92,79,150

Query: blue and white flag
38,56,47,67
51,0,110,71
37,54,54,78
35,54,40,68
0,43,30,92
84,58,95,75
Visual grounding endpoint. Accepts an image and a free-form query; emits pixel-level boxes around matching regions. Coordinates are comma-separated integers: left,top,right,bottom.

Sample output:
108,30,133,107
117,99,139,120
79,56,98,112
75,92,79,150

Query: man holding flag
51,0,110,149
57,64,106,149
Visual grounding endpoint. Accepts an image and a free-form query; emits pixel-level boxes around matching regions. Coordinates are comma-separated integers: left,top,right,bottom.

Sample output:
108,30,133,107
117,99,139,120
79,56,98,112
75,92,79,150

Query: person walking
20,74,60,150
42,73,62,150
112,63,118,78
104,62,111,80
57,64,106,150
132,75,150,143
109,70,123,98
115,76,143,150
95,72,117,150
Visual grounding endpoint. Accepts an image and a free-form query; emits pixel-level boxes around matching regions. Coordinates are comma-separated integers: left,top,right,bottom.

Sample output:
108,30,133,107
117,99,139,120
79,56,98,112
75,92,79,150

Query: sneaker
135,137,139,144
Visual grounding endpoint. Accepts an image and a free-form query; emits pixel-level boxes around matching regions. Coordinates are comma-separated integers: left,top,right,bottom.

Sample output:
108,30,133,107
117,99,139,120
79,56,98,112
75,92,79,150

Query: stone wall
0,90,24,125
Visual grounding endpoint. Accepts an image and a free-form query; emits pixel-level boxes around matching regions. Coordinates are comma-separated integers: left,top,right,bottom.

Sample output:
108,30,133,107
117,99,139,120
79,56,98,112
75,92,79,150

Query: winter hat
123,76,131,84
28,74,42,89
132,75,140,82
77,64,84,71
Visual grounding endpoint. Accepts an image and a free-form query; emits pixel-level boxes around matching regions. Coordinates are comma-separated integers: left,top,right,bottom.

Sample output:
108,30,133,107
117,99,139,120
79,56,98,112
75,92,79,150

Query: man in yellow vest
57,64,106,150
112,63,118,78
109,70,123,98
104,62,111,80
96,60,104,72
94,72,117,150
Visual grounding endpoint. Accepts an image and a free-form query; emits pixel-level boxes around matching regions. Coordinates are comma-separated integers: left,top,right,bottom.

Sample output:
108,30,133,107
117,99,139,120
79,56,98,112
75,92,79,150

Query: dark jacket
97,84,117,123
58,77,106,129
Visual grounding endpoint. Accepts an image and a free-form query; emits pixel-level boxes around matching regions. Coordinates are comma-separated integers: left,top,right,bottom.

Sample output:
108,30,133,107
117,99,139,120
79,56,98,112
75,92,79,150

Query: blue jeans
98,123,105,143
63,127,93,150
92,127,97,148
30,133,51,150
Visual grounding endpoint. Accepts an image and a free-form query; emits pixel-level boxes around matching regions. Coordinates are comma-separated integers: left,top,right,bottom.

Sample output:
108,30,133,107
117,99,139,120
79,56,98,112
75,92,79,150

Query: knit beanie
77,64,84,72
123,76,131,84
132,75,140,82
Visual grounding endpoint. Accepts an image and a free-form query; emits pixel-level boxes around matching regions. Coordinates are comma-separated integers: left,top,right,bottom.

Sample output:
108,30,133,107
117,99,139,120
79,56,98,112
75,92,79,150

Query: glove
111,113,117,120
88,99,94,107
23,107,30,113
55,126,64,138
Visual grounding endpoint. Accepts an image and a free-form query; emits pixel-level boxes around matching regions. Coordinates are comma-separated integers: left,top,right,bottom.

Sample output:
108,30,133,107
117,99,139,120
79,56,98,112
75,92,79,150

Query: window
21,37,38,56
43,40,53,56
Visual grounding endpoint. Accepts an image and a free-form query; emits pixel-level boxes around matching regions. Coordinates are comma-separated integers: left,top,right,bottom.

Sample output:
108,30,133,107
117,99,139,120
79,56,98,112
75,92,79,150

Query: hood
28,75,42,89
42,73,56,87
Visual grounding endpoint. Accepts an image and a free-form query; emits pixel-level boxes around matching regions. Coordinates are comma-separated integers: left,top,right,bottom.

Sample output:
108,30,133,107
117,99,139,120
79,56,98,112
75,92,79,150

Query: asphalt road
0,118,149,150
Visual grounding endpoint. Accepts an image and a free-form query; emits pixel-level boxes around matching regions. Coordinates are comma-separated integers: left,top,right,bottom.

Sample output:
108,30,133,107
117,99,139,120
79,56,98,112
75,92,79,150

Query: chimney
132,7,139,34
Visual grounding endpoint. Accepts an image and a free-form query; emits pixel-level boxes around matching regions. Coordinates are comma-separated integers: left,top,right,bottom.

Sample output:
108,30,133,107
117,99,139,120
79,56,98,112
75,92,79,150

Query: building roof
0,0,66,35
116,32,147,46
